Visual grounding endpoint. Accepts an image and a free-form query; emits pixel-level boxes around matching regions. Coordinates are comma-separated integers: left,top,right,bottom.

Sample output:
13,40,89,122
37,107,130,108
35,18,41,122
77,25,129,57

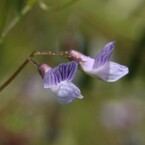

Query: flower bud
67,50,87,62
37,64,51,78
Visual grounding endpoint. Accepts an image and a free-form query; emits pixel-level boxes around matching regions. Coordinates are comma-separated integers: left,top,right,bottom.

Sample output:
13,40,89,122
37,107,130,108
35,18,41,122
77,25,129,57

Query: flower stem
0,51,36,92
34,51,68,56
0,50,70,92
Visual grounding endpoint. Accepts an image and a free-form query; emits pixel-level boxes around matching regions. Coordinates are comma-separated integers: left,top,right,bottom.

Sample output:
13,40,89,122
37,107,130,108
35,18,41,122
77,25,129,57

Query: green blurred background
0,0,145,145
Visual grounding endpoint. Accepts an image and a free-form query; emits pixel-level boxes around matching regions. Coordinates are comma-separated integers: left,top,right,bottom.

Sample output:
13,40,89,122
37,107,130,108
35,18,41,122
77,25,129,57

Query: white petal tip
89,62,129,82
104,65,129,82
78,95,84,99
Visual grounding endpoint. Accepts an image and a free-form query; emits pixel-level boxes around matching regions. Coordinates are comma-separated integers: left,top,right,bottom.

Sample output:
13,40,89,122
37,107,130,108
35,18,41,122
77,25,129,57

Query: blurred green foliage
0,0,145,145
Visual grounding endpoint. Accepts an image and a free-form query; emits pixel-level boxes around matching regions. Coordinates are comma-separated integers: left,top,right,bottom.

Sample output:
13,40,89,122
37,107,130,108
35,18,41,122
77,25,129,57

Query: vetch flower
37,61,83,104
67,41,129,82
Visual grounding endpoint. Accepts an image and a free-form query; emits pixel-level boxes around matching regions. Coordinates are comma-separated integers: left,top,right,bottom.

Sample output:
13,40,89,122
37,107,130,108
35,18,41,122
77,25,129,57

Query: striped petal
93,41,115,69
43,61,78,88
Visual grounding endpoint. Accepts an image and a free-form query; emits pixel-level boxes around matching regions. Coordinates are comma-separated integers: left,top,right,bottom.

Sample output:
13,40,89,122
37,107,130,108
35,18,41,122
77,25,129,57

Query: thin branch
34,51,68,56
0,51,36,92
28,57,39,66
0,50,69,92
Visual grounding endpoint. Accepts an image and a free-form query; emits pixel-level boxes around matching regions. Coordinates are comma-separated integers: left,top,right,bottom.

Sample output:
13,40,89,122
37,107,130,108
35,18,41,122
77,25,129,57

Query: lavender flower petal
93,41,115,69
43,61,78,88
51,82,83,104
91,61,129,82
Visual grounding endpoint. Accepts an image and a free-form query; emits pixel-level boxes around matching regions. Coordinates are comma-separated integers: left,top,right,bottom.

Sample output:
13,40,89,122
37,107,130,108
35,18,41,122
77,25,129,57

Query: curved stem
0,51,36,92
0,50,69,92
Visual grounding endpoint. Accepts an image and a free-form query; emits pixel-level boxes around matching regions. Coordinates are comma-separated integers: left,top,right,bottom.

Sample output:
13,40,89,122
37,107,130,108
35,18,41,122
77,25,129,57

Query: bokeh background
0,0,145,145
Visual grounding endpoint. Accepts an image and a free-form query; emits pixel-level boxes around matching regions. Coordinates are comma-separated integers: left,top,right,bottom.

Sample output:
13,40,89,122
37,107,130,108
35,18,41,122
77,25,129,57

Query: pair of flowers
32,42,129,104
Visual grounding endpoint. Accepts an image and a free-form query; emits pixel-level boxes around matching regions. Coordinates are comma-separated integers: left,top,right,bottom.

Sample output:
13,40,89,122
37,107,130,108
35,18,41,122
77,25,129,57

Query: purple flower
68,42,129,82
38,61,83,104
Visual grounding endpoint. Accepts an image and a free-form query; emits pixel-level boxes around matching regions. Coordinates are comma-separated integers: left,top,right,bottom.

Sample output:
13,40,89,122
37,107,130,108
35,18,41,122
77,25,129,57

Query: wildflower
67,41,129,82
37,61,83,104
